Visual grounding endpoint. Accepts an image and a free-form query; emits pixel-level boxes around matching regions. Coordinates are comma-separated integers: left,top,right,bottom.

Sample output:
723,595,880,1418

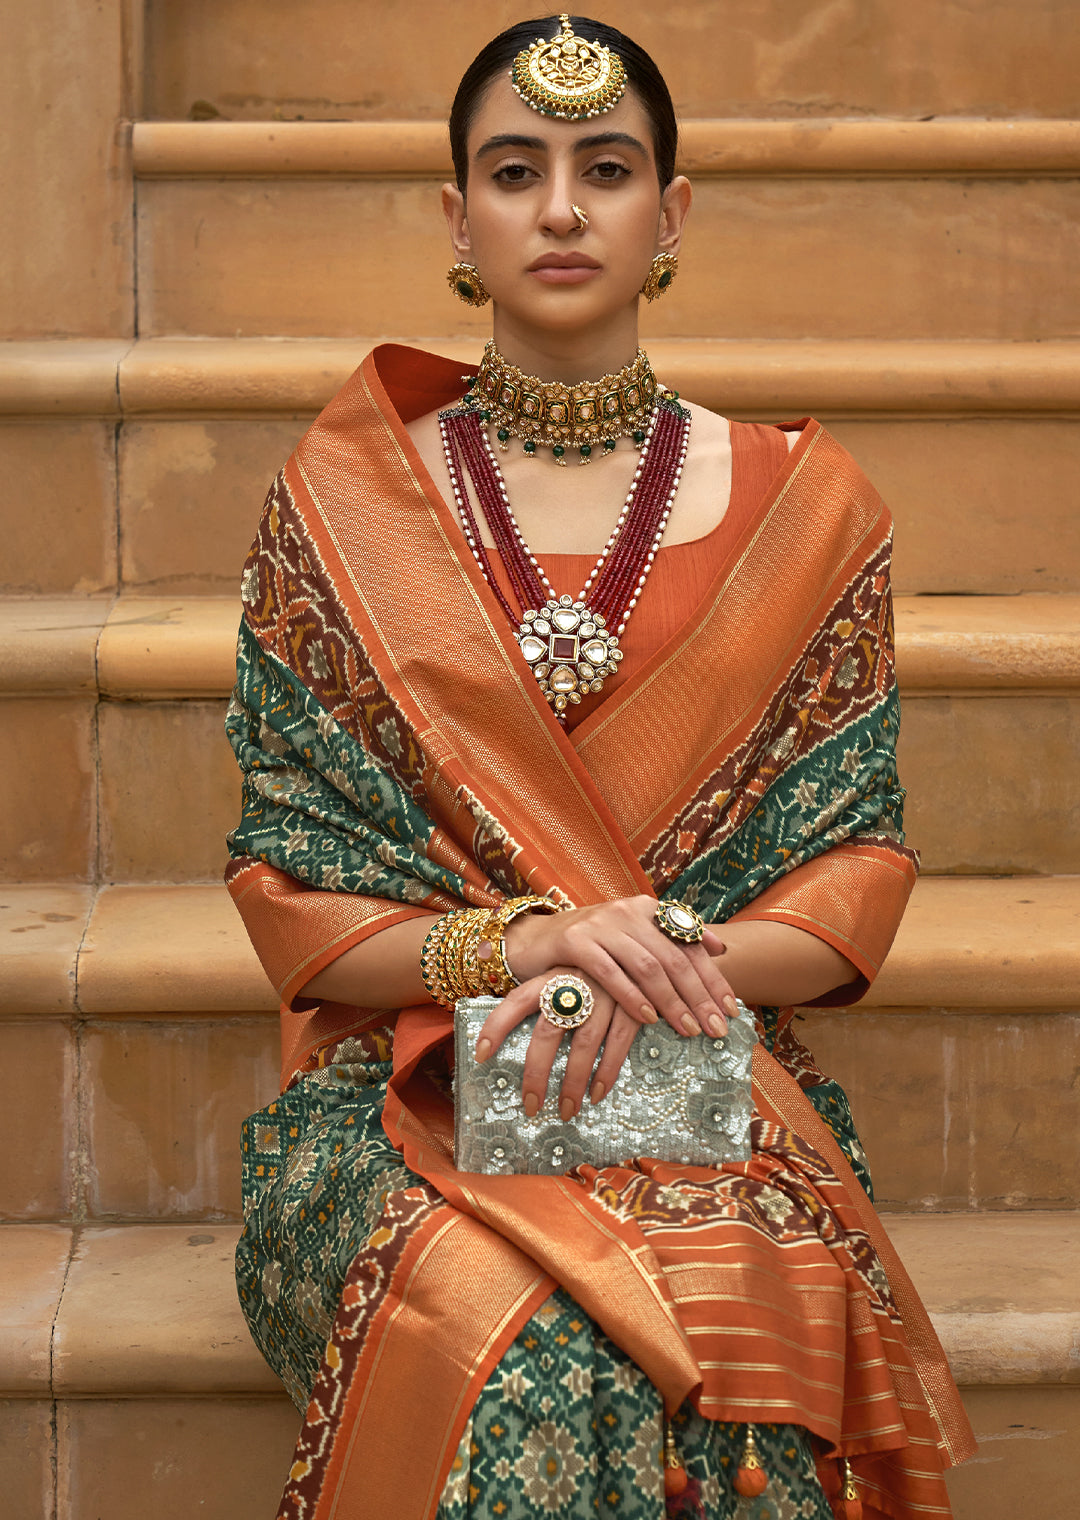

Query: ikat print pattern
226,469,533,903
435,1290,832,1520
648,540,914,912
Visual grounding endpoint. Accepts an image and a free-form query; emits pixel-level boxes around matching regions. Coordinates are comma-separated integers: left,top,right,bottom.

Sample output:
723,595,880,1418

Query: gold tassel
733,1424,768,1498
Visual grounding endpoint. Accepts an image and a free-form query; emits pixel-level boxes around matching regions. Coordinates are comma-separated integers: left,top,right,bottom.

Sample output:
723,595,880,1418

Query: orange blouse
487,420,794,729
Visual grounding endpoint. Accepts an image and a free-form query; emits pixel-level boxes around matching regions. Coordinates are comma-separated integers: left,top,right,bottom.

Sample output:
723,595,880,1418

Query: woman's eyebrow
474,133,547,158
574,131,649,156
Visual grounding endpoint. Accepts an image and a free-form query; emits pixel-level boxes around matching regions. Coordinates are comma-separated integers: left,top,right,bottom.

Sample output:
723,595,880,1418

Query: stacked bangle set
420,896,563,1008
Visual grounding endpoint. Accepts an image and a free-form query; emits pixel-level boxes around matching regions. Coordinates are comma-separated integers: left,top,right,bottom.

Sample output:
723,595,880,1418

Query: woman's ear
657,174,692,256
442,183,472,261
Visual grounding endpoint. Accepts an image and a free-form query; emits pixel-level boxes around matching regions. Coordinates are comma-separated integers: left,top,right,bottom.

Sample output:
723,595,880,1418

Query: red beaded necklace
439,394,690,717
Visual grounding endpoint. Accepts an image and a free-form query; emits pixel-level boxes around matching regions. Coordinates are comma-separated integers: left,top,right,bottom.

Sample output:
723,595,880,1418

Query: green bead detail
523,440,537,455
479,409,492,422
579,443,592,458
658,269,673,289
552,444,565,458
497,428,510,442
632,429,646,445
455,280,475,300
602,438,617,452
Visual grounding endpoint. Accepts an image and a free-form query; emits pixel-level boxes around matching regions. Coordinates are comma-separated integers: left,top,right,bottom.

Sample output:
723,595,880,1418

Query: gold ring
571,203,589,231
539,974,594,1030
655,901,705,944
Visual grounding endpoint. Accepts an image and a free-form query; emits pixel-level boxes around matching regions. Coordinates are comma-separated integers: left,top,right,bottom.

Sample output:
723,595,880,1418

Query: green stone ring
655,901,705,944
539,974,594,1031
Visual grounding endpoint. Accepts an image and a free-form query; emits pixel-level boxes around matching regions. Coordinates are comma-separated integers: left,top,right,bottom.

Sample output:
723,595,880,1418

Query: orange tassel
832,1459,863,1520
663,1422,688,1497
733,1424,769,1498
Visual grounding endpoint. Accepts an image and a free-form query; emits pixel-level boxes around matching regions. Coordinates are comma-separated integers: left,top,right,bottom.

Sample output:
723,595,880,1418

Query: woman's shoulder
681,399,801,456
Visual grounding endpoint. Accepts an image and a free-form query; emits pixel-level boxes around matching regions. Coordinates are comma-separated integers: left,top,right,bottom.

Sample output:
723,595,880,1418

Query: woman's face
445,72,689,339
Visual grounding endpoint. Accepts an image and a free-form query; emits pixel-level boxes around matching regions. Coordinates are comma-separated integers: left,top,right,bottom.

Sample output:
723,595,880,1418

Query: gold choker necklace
466,341,662,466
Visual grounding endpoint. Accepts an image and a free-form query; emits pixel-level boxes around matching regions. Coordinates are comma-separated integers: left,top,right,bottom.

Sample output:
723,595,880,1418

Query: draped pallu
225,346,974,1520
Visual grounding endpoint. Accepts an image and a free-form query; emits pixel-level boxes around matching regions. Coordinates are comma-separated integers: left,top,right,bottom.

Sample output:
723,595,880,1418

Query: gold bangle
444,908,485,1003
421,912,458,1007
475,895,565,996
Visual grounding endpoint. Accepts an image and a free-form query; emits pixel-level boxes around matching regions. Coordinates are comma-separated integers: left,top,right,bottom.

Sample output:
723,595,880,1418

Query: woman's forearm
300,915,436,1006
715,919,859,1006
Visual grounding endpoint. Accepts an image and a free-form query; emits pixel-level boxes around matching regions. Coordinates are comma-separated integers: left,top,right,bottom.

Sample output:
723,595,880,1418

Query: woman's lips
529,265,600,284
527,254,601,285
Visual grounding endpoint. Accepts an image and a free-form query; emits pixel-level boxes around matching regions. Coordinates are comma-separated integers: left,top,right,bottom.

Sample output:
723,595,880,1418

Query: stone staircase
3,3,1078,1516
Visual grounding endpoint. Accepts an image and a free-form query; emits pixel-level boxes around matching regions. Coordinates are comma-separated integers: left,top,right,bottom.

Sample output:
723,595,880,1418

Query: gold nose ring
571,203,589,231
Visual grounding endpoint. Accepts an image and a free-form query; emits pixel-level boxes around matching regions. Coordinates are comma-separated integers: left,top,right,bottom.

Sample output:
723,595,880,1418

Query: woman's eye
589,160,629,181
493,163,534,184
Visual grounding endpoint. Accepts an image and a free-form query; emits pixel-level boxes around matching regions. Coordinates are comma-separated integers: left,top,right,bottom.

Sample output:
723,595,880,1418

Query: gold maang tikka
510,14,627,121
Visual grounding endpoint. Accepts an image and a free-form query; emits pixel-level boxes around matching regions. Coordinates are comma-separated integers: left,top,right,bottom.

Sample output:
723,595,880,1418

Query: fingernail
681,1013,702,1036
476,1038,492,1062
590,1080,606,1105
560,1096,577,1121
707,1013,727,1037
723,996,739,1019
640,1003,659,1023
523,1092,540,1118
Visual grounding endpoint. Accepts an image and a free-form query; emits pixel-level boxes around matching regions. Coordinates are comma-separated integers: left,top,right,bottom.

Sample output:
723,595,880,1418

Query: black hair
449,15,678,194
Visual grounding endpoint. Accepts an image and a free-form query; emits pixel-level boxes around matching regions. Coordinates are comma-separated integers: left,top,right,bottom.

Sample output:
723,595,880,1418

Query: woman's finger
519,1007,572,1118
557,995,616,1117
596,928,727,1038
588,1006,641,1102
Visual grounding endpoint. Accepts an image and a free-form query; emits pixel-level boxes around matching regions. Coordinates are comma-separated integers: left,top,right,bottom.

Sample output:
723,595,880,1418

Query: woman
226,16,974,1520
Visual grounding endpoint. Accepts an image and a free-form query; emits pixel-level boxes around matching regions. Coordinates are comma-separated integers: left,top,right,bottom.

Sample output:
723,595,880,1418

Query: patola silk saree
225,345,974,1520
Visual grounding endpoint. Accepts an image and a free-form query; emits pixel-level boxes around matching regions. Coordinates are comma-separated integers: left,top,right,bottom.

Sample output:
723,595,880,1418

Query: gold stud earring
640,252,678,302
447,262,491,307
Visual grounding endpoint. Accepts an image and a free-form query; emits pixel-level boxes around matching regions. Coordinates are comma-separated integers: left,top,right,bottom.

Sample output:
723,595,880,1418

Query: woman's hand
476,896,740,1116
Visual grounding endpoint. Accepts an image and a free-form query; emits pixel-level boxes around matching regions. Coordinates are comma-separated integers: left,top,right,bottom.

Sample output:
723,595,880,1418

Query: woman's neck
490,309,642,383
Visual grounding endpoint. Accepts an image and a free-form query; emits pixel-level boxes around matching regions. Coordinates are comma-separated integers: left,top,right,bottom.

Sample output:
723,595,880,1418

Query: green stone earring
640,252,678,303
447,261,491,307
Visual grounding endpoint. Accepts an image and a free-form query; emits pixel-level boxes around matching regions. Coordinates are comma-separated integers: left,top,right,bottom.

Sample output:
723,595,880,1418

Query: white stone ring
654,901,705,944
539,974,594,1031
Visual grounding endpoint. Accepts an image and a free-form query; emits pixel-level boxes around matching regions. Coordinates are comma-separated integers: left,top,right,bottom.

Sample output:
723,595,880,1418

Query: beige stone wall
0,0,138,337
143,0,1080,120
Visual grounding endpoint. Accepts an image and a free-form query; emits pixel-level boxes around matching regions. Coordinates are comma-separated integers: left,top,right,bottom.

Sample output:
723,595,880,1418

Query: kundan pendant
517,595,623,712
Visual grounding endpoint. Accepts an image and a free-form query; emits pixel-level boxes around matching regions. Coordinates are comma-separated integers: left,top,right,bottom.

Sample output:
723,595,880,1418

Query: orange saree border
313,1209,555,1520
573,422,887,847
729,839,918,995
753,1049,976,1470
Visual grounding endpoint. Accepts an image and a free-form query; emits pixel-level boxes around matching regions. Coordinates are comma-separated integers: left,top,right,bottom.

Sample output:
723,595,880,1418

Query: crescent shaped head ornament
510,13,628,121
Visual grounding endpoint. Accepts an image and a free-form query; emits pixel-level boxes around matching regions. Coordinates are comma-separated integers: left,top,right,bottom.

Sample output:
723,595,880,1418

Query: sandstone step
4,594,1079,881
141,0,1080,122
2,1215,1078,1519
2,880,1077,1221
132,120,1080,181
135,171,1080,341
6,339,1079,596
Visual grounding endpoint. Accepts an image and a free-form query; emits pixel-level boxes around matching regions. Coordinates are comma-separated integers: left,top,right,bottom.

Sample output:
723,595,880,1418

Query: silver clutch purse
453,996,756,1176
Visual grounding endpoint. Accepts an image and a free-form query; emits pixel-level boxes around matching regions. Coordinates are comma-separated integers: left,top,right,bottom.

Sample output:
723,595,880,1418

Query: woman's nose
538,176,583,237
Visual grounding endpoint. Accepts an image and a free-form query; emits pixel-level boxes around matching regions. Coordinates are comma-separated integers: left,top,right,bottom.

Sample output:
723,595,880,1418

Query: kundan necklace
468,339,659,464
440,364,691,717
